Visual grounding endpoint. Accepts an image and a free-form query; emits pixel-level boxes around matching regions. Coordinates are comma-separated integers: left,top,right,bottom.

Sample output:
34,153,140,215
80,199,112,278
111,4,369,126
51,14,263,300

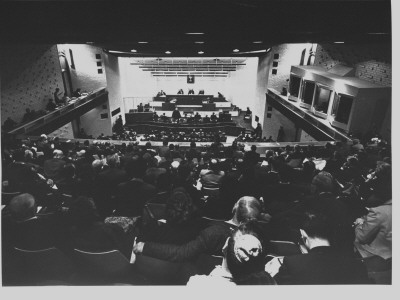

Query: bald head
8,193,36,221
232,196,262,225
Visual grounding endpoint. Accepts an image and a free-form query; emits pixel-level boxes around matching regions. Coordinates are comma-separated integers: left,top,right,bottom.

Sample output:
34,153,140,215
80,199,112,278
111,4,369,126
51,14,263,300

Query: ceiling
0,0,392,57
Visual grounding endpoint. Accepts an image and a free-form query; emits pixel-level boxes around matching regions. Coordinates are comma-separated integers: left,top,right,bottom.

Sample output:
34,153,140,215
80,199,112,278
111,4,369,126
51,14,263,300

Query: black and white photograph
0,0,396,294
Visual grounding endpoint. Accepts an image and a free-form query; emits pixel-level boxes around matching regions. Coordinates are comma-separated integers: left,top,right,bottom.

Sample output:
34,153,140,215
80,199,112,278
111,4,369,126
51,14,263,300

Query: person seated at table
245,107,251,116
194,112,201,122
198,89,204,95
137,103,144,112
177,89,184,95
188,89,195,95
153,111,159,122
172,108,181,123
210,112,218,122
72,88,82,98
157,90,166,97
46,98,57,112
53,88,64,105
266,136,274,142
160,113,168,122
203,115,211,123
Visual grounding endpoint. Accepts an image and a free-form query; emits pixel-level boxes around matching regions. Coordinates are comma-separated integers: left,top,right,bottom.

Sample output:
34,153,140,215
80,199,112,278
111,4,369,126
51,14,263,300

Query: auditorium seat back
14,247,76,284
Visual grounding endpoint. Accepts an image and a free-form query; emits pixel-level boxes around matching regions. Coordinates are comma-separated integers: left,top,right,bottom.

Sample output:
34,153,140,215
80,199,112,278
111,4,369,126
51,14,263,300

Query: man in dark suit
93,153,128,219
271,212,369,284
244,145,260,166
115,157,157,217
172,108,181,123
2,193,67,251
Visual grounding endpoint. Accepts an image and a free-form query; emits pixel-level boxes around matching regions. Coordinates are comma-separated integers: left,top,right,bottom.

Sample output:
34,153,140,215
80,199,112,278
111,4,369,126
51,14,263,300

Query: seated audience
0,128,391,285
133,196,264,263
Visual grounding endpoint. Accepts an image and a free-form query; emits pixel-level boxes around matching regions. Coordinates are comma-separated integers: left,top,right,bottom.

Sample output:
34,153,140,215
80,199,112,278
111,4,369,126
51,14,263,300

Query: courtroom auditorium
0,0,393,287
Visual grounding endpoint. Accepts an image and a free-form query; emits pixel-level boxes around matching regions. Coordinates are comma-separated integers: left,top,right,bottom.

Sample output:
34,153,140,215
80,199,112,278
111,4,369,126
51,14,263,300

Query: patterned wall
314,43,391,86
48,123,74,140
1,45,64,124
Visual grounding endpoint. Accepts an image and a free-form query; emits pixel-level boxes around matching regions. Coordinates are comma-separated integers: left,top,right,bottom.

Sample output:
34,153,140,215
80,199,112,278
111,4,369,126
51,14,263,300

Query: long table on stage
153,95,226,105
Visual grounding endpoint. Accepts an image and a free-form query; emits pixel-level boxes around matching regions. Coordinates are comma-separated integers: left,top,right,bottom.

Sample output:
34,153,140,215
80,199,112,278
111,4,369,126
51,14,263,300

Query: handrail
15,135,333,155
7,87,107,135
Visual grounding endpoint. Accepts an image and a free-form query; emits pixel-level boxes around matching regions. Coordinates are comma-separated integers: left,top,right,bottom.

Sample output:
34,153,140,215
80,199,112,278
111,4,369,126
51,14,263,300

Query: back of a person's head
12,148,25,162
265,150,274,159
166,187,194,225
251,145,257,152
156,172,172,191
8,193,36,222
311,171,334,194
53,149,63,158
125,156,147,178
69,196,99,227
300,211,333,241
209,158,220,172
61,163,76,179
232,196,261,224
106,153,120,168
303,160,316,174
162,139,168,146
225,220,273,285
92,159,103,173
375,161,391,181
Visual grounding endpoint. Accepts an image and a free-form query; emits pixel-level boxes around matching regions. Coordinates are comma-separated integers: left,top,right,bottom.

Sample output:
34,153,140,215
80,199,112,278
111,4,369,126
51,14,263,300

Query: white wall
226,57,258,127
48,122,74,140
119,57,259,116
104,53,124,127
57,44,106,92
255,53,273,136
80,106,110,138
120,57,156,98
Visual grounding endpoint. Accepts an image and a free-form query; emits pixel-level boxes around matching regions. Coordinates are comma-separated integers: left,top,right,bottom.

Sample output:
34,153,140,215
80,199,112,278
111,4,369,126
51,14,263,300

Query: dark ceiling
0,0,392,57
